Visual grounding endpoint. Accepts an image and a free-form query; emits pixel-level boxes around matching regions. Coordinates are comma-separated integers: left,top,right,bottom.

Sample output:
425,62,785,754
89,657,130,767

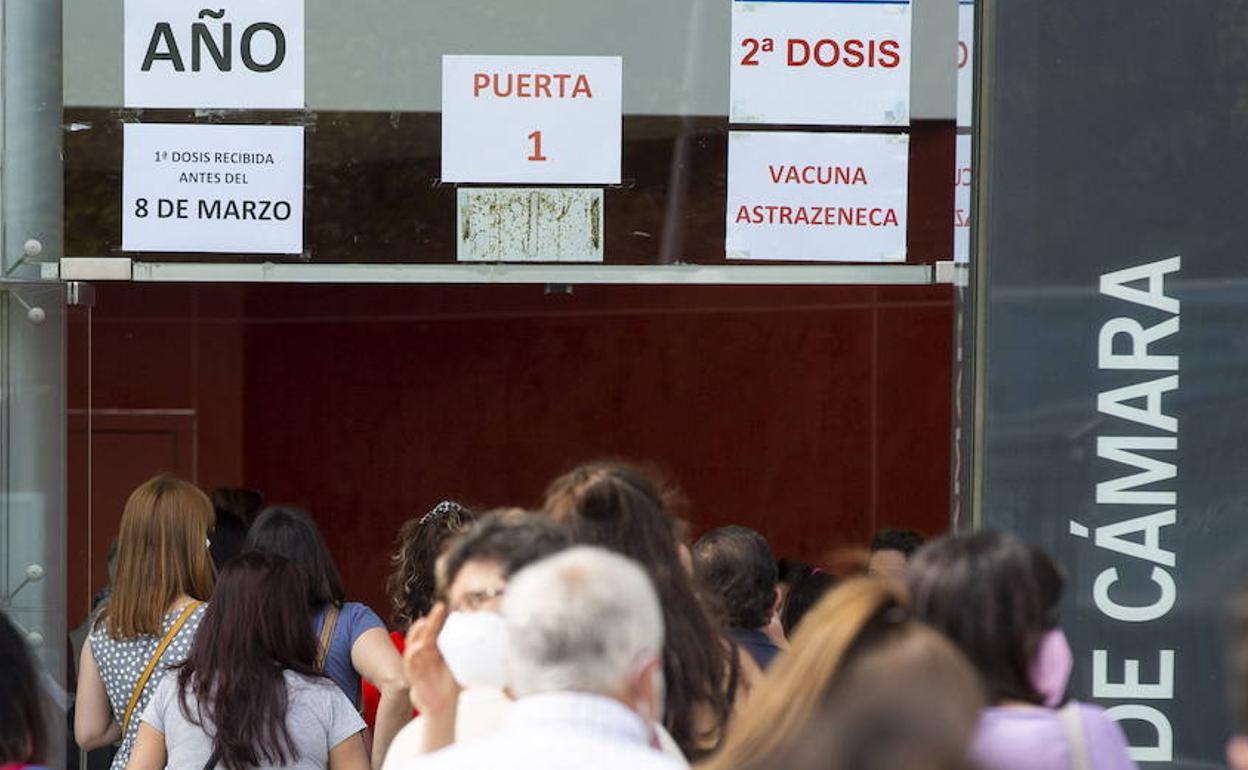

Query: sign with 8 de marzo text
123,124,304,254
125,0,304,108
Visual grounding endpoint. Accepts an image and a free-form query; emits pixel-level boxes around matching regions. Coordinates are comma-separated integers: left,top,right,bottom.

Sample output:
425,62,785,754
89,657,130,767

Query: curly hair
388,501,476,630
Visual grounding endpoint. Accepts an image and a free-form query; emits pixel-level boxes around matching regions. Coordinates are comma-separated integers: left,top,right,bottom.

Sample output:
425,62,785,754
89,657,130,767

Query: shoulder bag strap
120,600,203,738
1059,702,1094,770
316,604,341,672
201,746,221,770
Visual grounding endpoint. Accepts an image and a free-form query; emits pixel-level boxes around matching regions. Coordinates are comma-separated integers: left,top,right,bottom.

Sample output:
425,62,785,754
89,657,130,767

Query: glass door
1,1,71,764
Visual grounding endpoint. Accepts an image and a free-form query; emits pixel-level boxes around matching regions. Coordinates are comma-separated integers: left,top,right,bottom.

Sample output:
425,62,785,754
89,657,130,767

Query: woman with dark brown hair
245,507,410,768
908,531,1136,770
0,610,50,770
388,501,477,631
360,501,476,729
75,474,215,770
127,551,368,770
543,461,740,761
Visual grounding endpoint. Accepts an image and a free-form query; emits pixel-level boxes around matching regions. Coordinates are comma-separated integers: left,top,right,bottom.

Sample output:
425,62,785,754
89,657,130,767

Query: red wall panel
68,283,954,628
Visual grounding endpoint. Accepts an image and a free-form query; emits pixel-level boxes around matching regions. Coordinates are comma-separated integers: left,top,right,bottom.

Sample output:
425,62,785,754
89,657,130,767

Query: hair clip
418,500,464,526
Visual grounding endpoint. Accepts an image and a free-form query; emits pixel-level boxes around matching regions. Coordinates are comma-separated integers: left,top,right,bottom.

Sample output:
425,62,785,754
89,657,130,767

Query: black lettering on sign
197,199,292,220
141,10,286,73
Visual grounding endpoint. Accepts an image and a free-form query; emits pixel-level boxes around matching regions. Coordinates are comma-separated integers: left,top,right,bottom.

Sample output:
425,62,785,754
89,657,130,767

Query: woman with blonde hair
74,474,215,770
699,577,985,770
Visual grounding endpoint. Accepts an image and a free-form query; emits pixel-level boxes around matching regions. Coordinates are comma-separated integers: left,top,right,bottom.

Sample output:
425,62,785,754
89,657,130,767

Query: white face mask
436,610,510,690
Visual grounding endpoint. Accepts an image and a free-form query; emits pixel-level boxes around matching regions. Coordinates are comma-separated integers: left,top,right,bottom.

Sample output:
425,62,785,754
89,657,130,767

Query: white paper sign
125,0,304,108
957,1,974,128
726,131,908,261
955,133,971,263
730,0,912,126
442,55,622,184
123,123,304,254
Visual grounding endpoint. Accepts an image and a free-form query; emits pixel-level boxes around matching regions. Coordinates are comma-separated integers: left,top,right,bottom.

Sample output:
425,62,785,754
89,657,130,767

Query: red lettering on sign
879,40,901,68
787,39,810,66
535,73,553,98
843,39,866,67
786,38,901,68
767,165,869,185
528,130,548,162
741,38,762,66
472,72,594,99
735,204,899,227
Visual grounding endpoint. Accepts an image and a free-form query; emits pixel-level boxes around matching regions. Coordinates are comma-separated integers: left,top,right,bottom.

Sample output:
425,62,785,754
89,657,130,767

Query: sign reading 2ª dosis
125,0,304,108
731,0,911,126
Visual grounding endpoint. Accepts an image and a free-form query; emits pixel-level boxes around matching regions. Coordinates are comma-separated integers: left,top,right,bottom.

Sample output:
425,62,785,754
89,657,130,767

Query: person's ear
631,657,665,722
1227,735,1248,770
772,585,783,617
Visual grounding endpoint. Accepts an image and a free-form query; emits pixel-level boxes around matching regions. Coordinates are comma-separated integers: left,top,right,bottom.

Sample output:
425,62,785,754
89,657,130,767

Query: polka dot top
88,602,207,770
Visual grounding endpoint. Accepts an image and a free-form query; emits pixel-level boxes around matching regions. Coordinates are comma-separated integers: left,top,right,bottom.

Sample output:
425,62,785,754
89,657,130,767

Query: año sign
125,0,304,109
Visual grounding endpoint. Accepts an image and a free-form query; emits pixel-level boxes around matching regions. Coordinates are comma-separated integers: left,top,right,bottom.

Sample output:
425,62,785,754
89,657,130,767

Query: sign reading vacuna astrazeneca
730,0,911,126
442,55,623,184
727,132,908,261
123,124,304,254
125,0,304,108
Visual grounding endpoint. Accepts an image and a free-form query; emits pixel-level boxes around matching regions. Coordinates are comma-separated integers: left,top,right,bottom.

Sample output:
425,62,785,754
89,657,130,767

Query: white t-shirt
142,670,366,770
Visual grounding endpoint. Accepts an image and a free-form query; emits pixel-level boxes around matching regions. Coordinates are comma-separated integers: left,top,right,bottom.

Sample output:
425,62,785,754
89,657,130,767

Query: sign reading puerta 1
726,0,911,262
122,0,305,255
441,55,623,185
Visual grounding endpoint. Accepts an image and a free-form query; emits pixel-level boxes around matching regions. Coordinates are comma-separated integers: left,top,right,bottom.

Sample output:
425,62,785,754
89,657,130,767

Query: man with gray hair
411,546,685,769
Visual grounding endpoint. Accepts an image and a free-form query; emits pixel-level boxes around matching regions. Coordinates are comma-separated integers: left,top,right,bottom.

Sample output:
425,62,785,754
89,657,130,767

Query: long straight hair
177,551,321,770
103,474,215,638
907,530,1052,704
0,611,47,765
244,506,346,611
544,461,737,761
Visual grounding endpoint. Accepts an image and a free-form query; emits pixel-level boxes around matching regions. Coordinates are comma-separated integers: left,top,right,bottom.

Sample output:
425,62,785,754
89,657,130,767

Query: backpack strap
120,600,203,738
1059,702,1093,770
317,605,341,672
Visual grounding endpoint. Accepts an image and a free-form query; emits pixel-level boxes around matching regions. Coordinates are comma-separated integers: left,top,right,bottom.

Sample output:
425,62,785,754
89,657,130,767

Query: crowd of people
0,461,1246,769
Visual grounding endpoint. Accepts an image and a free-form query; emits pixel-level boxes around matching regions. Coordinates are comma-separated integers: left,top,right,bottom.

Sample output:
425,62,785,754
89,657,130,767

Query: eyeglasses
451,586,506,613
